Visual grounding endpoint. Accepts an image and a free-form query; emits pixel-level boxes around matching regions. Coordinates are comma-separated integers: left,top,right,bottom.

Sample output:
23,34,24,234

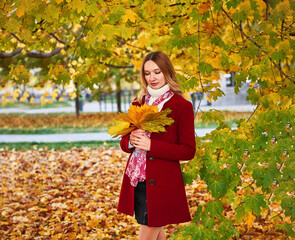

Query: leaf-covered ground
0,113,120,129
0,147,290,239
0,112,251,130
0,147,202,239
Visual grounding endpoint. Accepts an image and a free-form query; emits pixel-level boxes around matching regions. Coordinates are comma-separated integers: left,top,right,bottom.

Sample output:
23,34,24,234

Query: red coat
117,94,196,227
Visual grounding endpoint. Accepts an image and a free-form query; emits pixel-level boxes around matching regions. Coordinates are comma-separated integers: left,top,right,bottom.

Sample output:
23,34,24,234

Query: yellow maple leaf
128,104,158,124
122,9,138,23
16,5,25,18
71,0,85,14
107,120,131,137
245,212,256,228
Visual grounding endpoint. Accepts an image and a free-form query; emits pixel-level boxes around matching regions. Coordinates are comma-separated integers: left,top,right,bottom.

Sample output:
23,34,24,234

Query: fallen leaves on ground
0,112,251,130
0,147,289,239
0,147,206,239
0,113,121,129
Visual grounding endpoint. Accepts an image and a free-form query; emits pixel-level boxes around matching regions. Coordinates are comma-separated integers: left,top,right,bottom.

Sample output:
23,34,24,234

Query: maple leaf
202,22,217,35
107,104,174,138
245,212,256,228
16,4,25,18
122,9,138,23
198,1,211,14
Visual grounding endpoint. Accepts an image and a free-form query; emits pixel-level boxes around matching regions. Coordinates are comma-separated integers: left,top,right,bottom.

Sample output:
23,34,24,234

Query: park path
0,128,215,142
0,100,256,114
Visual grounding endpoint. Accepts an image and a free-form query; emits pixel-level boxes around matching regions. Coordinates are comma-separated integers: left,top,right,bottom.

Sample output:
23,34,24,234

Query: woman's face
144,60,167,89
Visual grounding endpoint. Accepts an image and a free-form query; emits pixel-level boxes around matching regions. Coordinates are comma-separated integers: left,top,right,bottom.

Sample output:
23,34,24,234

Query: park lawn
0,101,72,109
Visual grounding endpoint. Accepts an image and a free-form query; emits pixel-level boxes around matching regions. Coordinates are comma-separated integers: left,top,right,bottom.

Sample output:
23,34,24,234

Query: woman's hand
130,129,151,151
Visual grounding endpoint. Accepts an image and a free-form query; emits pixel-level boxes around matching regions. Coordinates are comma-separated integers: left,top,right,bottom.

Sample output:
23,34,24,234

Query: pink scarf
125,89,174,187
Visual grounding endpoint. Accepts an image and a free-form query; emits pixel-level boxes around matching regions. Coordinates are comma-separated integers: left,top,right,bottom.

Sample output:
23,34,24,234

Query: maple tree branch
27,46,70,58
284,21,295,31
0,48,24,58
104,63,134,69
49,33,66,45
246,105,259,123
268,151,288,202
116,37,149,52
9,32,26,44
195,20,205,120
221,7,295,85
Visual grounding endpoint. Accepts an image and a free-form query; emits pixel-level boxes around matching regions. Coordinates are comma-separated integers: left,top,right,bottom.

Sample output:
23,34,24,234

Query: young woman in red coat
117,51,196,240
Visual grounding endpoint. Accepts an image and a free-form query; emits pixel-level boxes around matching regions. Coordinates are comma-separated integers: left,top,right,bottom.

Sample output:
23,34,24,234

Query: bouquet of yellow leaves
108,104,174,138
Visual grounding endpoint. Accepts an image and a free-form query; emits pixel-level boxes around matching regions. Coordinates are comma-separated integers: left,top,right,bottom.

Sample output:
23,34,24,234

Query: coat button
149,179,155,185
148,156,154,160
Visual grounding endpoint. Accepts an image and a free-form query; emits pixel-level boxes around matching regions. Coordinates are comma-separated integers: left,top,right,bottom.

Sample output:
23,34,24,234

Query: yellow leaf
16,4,25,18
245,212,256,228
108,120,131,137
128,104,158,124
87,219,99,228
71,0,85,13
55,0,63,4
108,104,174,138
122,9,138,23
60,49,66,55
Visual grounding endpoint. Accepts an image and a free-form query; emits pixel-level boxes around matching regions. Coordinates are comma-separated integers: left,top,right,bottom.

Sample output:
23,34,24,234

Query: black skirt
134,181,148,225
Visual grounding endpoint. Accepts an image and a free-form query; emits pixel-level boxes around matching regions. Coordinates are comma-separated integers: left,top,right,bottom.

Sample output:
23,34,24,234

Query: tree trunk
75,82,80,118
116,89,122,113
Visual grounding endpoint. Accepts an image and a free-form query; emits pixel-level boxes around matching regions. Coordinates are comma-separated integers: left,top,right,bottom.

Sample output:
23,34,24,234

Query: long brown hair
137,51,183,104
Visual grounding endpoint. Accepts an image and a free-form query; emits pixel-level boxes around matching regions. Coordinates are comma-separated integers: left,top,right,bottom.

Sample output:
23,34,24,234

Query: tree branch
221,7,295,84
9,32,26,44
49,33,66,45
195,20,205,121
104,63,134,68
27,46,70,58
246,105,259,123
0,48,24,58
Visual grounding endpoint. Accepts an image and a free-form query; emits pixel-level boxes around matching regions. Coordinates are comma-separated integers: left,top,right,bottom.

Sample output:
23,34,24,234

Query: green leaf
220,51,230,69
271,51,286,63
201,109,225,123
276,223,295,237
226,0,242,9
193,205,203,223
208,180,227,198
243,194,267,215
205,200,224,217
232,11,247,23
221,164,240,183
198,62,214,75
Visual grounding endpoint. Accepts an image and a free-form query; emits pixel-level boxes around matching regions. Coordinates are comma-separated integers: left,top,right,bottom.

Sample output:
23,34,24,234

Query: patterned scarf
125,89,174,187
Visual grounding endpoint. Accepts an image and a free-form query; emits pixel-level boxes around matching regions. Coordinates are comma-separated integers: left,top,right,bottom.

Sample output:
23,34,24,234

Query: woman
117,51,196,240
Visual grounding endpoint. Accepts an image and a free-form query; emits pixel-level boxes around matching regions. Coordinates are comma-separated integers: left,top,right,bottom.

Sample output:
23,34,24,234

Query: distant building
211,73,251,106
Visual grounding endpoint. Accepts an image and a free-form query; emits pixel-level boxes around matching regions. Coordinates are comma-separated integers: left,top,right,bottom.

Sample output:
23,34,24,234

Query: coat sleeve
119,98,140,154
120,134,134,154
148,101,196,161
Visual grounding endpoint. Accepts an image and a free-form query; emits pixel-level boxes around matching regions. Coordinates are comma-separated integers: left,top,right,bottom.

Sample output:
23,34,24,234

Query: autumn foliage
0,0,294,239
108,104,174,138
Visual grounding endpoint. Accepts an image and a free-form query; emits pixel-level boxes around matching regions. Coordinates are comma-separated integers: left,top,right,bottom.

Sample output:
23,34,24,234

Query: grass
0,122,238,135
0,101,72,109
0,127,108,134
0,140,120,151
